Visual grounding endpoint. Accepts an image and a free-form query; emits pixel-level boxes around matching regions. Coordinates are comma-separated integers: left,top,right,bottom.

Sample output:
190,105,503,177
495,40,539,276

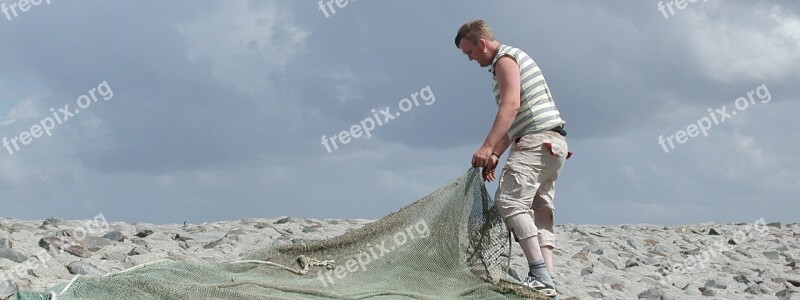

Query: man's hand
471,145,494,168
482,154,499,182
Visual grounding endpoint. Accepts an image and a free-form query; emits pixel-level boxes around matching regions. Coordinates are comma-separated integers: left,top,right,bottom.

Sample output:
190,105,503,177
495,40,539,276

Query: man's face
459,39,490,68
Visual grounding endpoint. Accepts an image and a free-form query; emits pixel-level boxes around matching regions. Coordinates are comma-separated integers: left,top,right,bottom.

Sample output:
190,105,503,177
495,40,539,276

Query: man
455,20,569,297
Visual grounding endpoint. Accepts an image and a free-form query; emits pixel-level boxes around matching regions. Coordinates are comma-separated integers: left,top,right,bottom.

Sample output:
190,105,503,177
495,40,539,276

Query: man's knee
506,213,538,241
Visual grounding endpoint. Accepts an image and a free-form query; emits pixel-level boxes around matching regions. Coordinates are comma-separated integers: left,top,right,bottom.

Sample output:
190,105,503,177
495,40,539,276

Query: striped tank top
490,44,566,140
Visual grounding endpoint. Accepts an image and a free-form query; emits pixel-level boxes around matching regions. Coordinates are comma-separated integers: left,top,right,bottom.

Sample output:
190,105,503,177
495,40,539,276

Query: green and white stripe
490,44,565,140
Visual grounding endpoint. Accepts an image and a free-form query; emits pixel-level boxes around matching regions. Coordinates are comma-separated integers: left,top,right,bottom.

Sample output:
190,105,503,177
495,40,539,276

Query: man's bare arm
472,56,521,167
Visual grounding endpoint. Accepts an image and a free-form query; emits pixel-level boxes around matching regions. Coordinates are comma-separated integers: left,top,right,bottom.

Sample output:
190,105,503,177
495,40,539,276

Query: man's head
455,20,499,68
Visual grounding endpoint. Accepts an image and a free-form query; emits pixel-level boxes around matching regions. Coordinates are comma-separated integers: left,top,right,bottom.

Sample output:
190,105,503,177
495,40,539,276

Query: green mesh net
17,169,547,299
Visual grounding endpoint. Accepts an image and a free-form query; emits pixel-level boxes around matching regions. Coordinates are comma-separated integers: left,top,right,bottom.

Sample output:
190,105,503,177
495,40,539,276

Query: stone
699,287,716,296
704,279,728,289
41,217,66,227
599,257,620,270
203,238,224,249
787,278,800,287
587,291,603,298
0,280,18,299
38,236,65,252
103,230,125,242
626,238,644,250
64,244,91,258
128,247,149,256
135,229,154,238
764,251,782,260
0,237,12,249
571,251,589,261
0,248,28,263
274,217,292,224
580,267,593,276
624,258,639,268
302,225,323,233
708,228,721,235
225,228,245,237
744,283,769,295
173,234,192,242
80,236,113,252
767,222,782,229
132,238,148,247
637,287,663,299
66,261,104,276
776,288,794,300
733,274,751,285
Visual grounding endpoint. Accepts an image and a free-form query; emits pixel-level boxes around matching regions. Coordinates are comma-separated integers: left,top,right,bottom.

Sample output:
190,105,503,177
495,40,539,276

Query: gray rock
102,230,125,242
42,217,66,227
0,237,12,249
637,287,663,299
131,238,148,247
63,244,91,258
776,288,795,300
625,257,640,268
203,238,224,249
66,261,104,276
0,248,27,263
745,283,770,295
587,291,603,298
135,229,154,238
39,236,65,252
254,222,271,229
302,225,323,233
708,228,721,235
649,245,671,256
767,222,782,229
173,234,192,242
225,228,245,237
704,279,727,289
80,236,113,252
626,238,644,250
764,251,782,260
274,217,292,224
787,278,800,287
733,274,751,285
700,287,716,296
128,246,149,256
506,265,527,282
0,279,18,299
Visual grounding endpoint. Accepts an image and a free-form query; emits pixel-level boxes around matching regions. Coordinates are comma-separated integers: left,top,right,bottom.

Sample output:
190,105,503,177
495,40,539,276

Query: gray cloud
1,0,797,225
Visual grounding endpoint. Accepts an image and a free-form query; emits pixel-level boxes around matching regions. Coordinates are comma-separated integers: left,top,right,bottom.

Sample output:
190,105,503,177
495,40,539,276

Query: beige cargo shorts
494,130,569,248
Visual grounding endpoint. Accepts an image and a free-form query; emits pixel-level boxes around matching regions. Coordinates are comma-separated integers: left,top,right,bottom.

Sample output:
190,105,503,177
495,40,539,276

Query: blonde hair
454,20,496,48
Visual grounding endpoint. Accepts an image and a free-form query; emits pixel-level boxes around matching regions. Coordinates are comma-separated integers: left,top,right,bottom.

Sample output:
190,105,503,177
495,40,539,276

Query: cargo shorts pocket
495,165,534,218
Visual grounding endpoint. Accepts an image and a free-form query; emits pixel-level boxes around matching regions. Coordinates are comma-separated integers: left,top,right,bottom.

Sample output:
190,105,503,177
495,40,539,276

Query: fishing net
16,168,546,299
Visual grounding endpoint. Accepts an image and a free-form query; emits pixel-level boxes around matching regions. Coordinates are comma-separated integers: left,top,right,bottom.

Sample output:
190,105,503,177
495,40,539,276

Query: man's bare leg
519,235,544,262
541,245,554,274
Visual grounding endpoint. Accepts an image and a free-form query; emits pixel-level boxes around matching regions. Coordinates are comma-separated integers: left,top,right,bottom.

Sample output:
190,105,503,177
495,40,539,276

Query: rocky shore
1,216,798,299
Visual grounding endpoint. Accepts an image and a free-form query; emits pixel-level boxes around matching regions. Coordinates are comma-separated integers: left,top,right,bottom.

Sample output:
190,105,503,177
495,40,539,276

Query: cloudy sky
1,1,798,225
